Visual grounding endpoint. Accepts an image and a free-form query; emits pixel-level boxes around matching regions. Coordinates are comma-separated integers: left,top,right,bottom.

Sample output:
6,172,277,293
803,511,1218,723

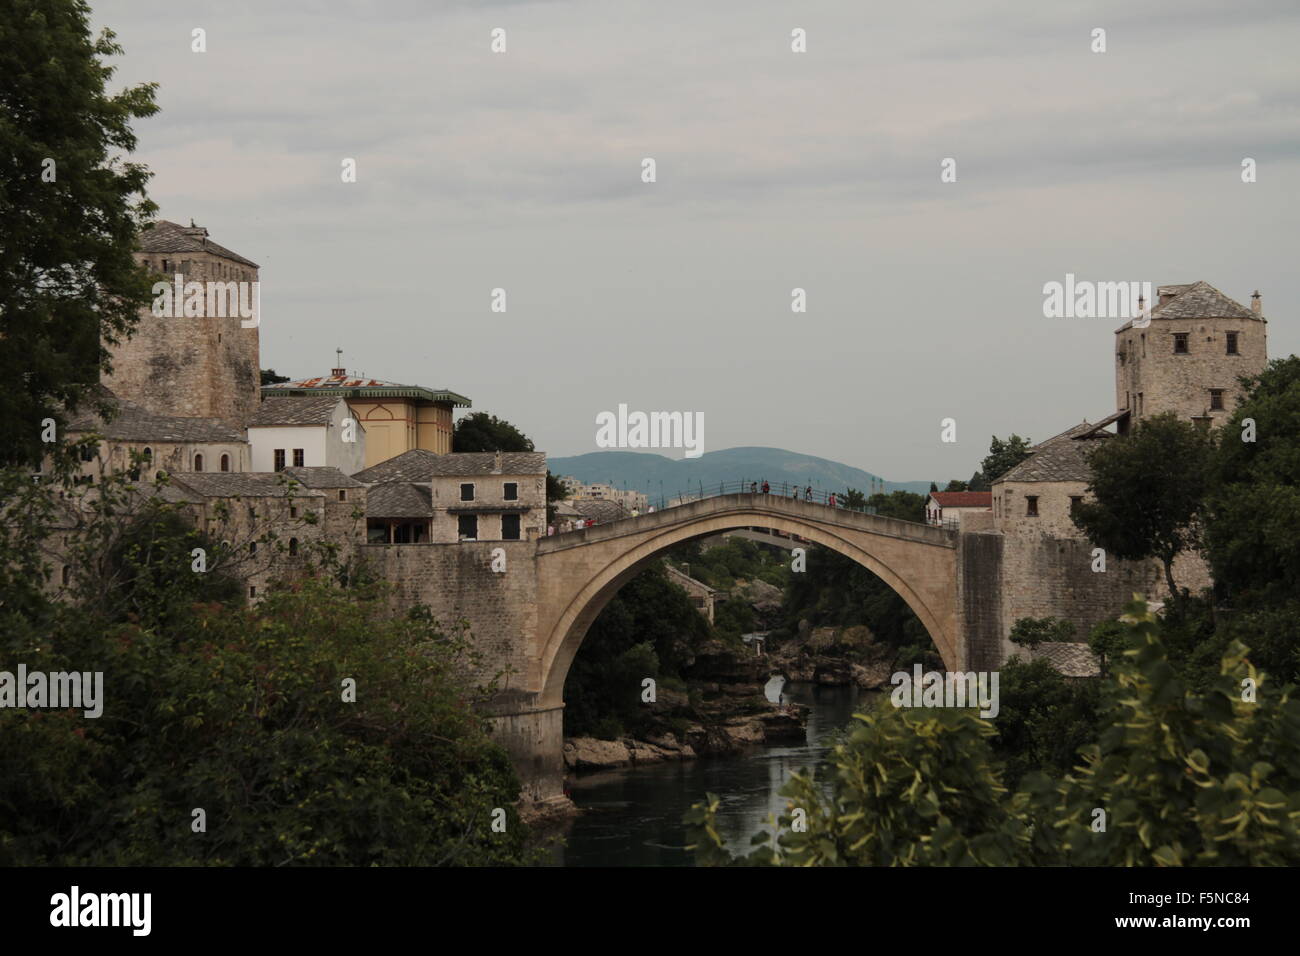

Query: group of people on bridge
749,480,840,507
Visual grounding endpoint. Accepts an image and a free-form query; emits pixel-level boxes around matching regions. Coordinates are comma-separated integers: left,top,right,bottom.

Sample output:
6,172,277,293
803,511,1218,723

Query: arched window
194,453,204,472
249,541,258,555
61,566,71,586
142,447,152,461
288,538,299,556
220,453,231,472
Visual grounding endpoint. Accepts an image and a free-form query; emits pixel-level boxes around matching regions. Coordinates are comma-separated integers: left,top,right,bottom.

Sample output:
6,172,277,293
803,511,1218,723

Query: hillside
547,446,933,502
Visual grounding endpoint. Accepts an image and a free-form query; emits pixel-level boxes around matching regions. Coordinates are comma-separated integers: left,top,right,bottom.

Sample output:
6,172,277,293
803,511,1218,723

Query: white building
248,395,366,475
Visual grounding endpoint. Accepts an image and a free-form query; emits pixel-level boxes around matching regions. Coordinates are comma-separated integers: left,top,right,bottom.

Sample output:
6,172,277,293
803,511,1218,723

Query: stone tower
1114,281,1267,431
104,220,261,428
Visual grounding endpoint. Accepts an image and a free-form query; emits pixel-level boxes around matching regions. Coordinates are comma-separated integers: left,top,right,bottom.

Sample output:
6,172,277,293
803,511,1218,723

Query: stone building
925,490,992,528
105,220,262,428
248,395,366,475
167,471,363,602
262,368,470,467
353,449,547,543
64,390,250,481
1115,281,1267,431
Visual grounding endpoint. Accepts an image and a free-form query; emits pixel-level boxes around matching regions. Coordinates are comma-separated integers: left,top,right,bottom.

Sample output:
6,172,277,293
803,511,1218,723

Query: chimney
1251,290,1262,314
331,368,346,377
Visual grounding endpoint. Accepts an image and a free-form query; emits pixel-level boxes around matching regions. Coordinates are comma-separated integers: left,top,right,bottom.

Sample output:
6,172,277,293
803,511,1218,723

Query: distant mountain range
547,447,933,501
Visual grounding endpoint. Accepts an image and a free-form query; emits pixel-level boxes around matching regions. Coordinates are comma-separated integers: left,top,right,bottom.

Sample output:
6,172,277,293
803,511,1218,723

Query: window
1070,496,1083,515
293,448,305,467
458,514,478,540
288,538,299,556
162,259,170,272
248,505,256,519
78,443,96,462
1026,496,1039,517
501,514,521,540
194,453,204,472
338,490,347,502
221,454,231,472
290,505,298,519
249,541,258,555
249,586,257,599
503,482,518,501
1209,389,1225,411
1174,332,1189,354
1138,393,1144,416
61,566,71,586
460,483,474,501
273,449,286,472
1226,332,1239,355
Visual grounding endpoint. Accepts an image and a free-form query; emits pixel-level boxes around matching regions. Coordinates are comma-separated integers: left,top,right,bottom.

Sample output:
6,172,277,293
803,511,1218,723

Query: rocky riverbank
770,623,895,689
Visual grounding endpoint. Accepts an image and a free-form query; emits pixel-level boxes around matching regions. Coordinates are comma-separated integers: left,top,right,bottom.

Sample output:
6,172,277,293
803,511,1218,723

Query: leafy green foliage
562,565,706,738
865,490,926,523
452,412,533,453
0,0,160,468
1008,616,1076,649
690,598,1300,866
968,434,1033,491
1073,413,1214,599
781,547,937,668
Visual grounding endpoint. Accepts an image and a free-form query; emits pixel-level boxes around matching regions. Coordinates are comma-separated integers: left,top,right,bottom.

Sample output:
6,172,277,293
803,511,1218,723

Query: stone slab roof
996,422,1111,484
138,220,259,268
1151,280,1256,320
1031,642,1101,678
352,449,546,483
930,491,992,508
249,396,343,427
366,483,433,518
170,473,324,498
281,466,365,489
66,394,245,444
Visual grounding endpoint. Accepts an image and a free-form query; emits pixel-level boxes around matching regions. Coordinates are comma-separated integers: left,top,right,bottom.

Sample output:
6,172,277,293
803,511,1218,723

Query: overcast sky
96,0,1300,483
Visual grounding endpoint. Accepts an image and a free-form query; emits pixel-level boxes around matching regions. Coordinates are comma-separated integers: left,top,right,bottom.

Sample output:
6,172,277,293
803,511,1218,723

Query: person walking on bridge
828,492,837,508
761,480,770,495
750,481,758,494
804,485,812,501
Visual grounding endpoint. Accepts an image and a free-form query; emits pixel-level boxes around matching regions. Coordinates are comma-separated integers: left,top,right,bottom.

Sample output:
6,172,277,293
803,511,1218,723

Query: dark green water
550,680,874,867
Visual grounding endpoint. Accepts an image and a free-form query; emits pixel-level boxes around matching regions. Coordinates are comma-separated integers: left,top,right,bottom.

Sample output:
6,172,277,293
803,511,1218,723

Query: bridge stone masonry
361,492,1165,806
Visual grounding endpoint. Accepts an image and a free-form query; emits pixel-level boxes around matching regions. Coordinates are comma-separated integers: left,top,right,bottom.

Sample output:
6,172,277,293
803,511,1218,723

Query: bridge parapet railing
659,480,880,514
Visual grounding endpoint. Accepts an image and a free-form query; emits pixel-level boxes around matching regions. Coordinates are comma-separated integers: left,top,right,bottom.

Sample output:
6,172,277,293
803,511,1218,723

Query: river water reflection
550,679,876,867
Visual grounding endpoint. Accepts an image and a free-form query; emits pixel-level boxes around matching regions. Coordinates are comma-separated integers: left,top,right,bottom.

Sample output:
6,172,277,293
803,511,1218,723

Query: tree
452,412,533,453
1071,413,1214,600
943,479,968,492
689,597,1300,867
1205,356,1300,607
841,487,866,510
1007,615,1076,649
0,463,538,865
0,1,159,468
929,481,939,493
260,369,290,385
866,490,926,523
969,434,1034,490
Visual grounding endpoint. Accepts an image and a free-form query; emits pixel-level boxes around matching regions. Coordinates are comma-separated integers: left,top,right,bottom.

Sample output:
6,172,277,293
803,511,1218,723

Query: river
548,678,876,867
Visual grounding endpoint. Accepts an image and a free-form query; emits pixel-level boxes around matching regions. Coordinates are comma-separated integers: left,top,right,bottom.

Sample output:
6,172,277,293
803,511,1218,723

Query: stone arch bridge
366,492,1153,803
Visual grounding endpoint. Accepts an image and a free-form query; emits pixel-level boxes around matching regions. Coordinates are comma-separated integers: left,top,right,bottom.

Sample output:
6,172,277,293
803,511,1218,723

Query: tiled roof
930,491,992,508
263,373,470,408
249,396,343,427
1032,642,1101,678
281,466,365,489
352,449,546,483
996,422,1110,484
66,395,245,444
170,473,324,498
366,483,433,518
1151,280,1256,320
137,220,259,268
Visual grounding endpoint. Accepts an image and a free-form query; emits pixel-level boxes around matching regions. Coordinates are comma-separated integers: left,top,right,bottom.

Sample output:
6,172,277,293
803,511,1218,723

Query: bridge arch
535,495,960,709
